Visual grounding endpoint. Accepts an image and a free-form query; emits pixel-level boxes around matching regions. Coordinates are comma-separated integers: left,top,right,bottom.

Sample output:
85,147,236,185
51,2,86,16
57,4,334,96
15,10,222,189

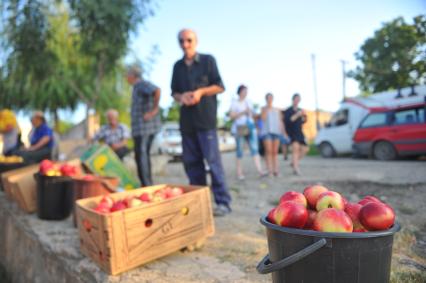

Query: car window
417,108,425,123
360,113,388,128
328,109,349,127
392,108,424,125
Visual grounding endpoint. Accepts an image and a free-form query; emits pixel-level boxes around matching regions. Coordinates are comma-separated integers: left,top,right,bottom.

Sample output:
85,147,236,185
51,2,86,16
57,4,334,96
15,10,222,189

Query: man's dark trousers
133,135,155,186
182,129,231,208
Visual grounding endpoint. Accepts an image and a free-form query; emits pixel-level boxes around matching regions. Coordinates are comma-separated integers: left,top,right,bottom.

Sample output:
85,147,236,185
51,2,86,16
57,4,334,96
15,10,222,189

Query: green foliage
164,101,180,122
56,119,75,134
0,0,155,128
349,15,426,93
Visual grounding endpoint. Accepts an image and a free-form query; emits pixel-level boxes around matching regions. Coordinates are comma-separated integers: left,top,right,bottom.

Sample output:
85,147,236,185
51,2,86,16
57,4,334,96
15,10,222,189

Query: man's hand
187,89,203,105
143,108,159,121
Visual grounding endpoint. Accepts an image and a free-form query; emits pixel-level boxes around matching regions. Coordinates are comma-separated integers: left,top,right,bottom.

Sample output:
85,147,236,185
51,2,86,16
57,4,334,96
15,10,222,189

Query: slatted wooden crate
75,184,215,275
1,164,38,201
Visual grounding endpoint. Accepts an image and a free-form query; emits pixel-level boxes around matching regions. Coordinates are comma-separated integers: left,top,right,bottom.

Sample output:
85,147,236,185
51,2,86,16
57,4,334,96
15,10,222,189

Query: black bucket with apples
257,185,401,283
34,173,74,220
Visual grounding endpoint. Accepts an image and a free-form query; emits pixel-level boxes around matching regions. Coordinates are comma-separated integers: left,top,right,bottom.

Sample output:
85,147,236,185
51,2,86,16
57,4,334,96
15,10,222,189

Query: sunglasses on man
179,38,193,44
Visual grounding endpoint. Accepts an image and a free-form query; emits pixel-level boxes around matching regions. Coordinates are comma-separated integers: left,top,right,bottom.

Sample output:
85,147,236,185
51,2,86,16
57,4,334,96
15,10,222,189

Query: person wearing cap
127,65,161,186
171,28,231,217
17,111,54,163
92,109,131,160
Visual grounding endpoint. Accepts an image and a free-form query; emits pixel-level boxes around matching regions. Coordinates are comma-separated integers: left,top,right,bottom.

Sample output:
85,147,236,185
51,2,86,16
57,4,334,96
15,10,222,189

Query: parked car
315,85,426,157
352,102,426,160
151,122,182,157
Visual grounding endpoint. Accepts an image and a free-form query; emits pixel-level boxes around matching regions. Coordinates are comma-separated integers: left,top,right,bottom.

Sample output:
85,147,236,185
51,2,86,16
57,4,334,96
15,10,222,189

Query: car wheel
319,142,336,158
373,141,397,161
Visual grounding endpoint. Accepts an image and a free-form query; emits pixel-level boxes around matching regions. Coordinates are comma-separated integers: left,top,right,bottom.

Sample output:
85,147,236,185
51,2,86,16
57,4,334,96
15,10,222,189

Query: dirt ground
155,153,426,283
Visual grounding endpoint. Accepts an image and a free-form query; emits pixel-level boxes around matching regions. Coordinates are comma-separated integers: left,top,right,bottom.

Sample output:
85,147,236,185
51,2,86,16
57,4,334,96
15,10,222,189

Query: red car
352,102,426,160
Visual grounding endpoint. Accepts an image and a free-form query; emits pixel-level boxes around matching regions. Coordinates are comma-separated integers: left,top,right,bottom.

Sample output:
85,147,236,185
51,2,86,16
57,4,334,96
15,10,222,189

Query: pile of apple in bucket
267,184,395,232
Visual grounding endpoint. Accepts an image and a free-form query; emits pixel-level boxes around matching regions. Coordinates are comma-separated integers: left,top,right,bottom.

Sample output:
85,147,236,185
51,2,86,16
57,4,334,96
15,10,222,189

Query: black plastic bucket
34,173,74,220
257,216,400,283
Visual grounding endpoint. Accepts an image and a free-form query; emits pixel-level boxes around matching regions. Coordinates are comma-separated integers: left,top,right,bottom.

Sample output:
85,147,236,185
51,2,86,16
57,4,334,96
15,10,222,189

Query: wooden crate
1,164,38,200
75,184,215,275
1,159,83,213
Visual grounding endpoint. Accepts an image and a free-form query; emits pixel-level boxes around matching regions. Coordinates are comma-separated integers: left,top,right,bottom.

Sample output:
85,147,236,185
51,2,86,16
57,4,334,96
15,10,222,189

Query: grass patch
390,270,426,283
307,143,319,156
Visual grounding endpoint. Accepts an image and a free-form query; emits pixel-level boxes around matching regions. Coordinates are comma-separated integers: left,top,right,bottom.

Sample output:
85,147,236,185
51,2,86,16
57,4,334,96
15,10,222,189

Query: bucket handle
257,238,327,274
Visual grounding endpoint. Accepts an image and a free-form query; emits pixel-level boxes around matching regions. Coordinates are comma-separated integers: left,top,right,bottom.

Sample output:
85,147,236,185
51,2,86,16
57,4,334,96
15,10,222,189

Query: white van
315,85,426,157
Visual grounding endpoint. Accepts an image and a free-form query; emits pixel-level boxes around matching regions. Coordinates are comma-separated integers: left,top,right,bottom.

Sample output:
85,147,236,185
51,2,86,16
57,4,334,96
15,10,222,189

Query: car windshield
328,109,348,127
164,128,180,137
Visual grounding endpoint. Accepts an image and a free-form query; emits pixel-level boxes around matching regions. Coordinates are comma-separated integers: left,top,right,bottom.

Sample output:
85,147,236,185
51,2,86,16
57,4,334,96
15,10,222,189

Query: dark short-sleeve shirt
131,80,162,137
171,53,225,133
30,123,54,149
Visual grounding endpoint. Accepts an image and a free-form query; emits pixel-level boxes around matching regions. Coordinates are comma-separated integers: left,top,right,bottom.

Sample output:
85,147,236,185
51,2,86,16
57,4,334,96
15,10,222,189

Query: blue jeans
235,128,259,159
182,130,231,208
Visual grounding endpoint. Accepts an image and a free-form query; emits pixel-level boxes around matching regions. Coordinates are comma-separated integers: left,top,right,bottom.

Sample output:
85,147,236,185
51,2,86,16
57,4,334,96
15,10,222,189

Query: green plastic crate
80,144,140,190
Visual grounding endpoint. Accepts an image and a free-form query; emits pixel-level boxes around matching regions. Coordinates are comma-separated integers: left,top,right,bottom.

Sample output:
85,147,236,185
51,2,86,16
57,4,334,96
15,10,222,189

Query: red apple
274,201,308,229
82,174,96,181
303,185,329,209
94,202,110,214
279,191,308,208
316,191,345,211
168,187,184,198
60,164,77,177
99,195,114,208
153,189,167,202
39,159,54,174
139,192,152,202
110,200,127,212
304,209,318,229
359,202,395,231
344,203,366,231
358,196,382,206
313,208,353,233
267,207,277,224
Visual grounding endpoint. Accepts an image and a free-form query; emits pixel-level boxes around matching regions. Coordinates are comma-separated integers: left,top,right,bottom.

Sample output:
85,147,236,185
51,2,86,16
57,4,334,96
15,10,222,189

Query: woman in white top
261,93,288,177
229,85,265,180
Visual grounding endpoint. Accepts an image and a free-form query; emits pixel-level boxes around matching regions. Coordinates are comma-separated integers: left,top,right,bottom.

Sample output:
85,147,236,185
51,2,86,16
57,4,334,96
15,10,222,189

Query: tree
0,0,155,133
349,15,426,93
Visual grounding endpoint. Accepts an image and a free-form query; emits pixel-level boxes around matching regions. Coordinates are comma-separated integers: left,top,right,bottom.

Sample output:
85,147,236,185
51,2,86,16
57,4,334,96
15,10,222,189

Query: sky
128,0,425,116
14,0,426,128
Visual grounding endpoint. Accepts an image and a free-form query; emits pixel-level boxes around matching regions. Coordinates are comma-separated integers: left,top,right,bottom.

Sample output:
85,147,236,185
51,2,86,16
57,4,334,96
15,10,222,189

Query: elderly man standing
92,109,131,160
127,65,161,186
171,29,231,216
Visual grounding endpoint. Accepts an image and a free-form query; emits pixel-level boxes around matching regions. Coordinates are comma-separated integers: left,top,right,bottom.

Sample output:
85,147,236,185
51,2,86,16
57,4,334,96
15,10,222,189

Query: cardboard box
75,184,215,275
80,144,140,190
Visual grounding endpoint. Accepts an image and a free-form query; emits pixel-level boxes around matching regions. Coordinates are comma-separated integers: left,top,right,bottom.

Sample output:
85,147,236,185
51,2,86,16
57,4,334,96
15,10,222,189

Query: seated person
0,109,22,156
17,111,54,164
92,109,130,160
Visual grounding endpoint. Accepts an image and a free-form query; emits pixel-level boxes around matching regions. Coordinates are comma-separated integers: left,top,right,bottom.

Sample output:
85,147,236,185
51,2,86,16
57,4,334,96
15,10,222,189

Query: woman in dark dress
285,93,308,175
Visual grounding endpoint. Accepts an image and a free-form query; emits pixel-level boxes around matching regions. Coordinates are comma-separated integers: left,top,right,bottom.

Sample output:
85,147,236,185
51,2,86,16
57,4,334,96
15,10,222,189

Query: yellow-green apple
303,185,329,209
316,191,345,211
129,198,144,208
267,207,277,224
359,202,395,231
313,208,353,233
358,196,382,206
304,209,318,229
279,191,308,208
274,201,308,228
344,203,366,231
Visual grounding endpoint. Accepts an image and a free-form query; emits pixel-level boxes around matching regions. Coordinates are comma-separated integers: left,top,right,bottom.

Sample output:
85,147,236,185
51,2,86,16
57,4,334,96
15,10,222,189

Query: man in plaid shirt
92,109,131,160
127,65,161,186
